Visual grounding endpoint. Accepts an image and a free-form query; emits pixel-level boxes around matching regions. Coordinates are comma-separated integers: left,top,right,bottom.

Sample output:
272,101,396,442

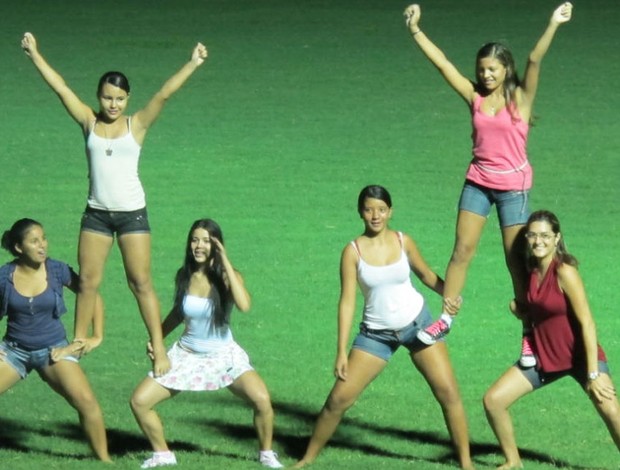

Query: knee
126,276,153,296
79,273,101,292
251,390,274,415
482,389,501,414
324,390,355,415
130,391,149,415
434,382,463,410
71,389,101,415
450,242,476,265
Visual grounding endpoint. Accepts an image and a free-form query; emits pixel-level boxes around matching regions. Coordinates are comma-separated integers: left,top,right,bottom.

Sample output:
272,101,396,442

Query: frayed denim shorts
459,180,530,227
0,339,78,378
81,206,150,237
352,304,436,361
518,360,610,390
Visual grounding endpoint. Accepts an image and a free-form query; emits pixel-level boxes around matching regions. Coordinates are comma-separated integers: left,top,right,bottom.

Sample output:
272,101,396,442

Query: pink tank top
465,95,532,191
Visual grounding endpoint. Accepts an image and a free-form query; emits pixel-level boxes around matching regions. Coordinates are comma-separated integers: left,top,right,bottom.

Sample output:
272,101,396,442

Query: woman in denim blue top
0,219,110,461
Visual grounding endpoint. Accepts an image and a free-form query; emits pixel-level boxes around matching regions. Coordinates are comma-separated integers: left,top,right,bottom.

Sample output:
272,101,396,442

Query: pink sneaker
519,335,537,368
417,319,451,345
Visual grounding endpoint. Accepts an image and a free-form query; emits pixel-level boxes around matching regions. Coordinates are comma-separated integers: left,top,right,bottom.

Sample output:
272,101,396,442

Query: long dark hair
173,219,231,327
526,210,578,271
1,218,43,257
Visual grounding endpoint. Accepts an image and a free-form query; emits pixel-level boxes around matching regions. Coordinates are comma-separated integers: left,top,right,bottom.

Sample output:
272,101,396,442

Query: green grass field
1,0,619,468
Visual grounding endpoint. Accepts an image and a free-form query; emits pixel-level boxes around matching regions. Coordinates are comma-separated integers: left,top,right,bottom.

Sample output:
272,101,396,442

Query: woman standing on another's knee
294,185,473,469
21,33,208,376
130,219,283,469
403,3,573,365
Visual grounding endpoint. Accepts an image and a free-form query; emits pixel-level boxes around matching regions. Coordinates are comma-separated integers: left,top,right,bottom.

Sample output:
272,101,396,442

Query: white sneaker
140,451,177,468
259,450,284,468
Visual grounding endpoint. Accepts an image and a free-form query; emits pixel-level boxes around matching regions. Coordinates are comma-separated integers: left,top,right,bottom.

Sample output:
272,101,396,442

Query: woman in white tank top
295,185,473,469
21,33,208,377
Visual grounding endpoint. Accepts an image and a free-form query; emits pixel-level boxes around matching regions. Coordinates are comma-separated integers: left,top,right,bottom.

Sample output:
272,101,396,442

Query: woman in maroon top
483,210,620,468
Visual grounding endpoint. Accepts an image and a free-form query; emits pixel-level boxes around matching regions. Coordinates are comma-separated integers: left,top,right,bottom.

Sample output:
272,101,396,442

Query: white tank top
85,117,146,211
178,294,233,353
352,232,424,330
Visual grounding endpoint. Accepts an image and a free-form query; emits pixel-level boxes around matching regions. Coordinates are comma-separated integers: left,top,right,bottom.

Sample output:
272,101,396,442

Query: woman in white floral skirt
130,218,283,469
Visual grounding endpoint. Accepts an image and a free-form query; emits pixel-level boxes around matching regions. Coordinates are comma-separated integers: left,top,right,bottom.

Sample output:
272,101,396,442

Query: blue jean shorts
352,304,436,361
0,339,78,378
458,181,530,227
518,360,610,390
81,206,151,237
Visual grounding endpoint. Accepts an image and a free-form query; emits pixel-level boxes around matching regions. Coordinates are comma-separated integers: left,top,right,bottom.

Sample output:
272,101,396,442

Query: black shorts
80,206,150,237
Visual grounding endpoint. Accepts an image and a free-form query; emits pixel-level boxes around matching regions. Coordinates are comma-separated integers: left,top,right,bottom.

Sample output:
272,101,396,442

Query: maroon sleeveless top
527,259,606,373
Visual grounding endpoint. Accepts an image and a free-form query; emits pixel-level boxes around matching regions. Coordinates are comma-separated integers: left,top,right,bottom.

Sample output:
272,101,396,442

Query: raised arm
520,3,573,105
335,244,358,381
558,264,615,402
404,4,475,104
213,238,252,313
132,42,208,136
21,32,94,130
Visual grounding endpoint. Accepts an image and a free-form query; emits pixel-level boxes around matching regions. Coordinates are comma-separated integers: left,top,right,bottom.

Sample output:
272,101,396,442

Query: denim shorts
352,304,436,361
458,181,530,227
0,339,78,378
81,206,151,236
518,360,610,390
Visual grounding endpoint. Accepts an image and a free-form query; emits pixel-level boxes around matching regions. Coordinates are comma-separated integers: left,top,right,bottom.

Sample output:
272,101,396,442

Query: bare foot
497,461,523,469
291,460,311,468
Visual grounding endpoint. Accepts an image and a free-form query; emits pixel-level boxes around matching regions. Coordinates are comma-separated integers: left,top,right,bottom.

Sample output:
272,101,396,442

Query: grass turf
1,0,619,468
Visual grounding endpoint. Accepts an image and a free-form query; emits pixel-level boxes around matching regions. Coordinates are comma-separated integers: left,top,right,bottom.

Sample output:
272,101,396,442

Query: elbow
237,297,252,313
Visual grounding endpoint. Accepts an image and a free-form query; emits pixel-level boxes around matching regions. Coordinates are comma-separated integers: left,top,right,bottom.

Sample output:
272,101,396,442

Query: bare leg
412,343,473,469
294,349,387,468
443,210,487,304
483,366,533,468
228,370,276,451
117,233,169,376
588,373,620,451
130,376,176,451
75,230,114,339
40,360,111,461
500,224,528,305
0,360,22,394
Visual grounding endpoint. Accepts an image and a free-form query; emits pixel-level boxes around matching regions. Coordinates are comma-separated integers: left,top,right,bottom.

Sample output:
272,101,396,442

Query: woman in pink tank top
483,210,620,468
403,3,573,364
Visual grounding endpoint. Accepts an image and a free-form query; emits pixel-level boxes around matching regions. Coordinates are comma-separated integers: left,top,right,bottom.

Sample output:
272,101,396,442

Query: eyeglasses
525,232,555,242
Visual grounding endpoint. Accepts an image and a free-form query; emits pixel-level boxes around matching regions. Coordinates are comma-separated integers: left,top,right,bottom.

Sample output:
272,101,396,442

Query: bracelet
412,29,422,36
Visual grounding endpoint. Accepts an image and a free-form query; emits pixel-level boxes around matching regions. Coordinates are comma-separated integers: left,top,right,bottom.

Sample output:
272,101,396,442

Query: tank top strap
349,240,361,258
396,231,404,249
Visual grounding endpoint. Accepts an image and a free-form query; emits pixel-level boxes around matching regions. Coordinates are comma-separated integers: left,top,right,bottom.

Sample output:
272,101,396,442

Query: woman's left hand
51,340,85,362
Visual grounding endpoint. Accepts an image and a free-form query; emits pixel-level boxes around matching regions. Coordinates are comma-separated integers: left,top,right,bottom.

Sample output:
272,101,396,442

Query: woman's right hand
551,2,573,25
404,4,421,32
21,32,38,57
334,352,348,381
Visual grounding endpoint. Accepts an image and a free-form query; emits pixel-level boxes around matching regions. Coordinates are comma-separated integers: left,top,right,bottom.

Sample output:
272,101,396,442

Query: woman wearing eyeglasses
483,210,620,468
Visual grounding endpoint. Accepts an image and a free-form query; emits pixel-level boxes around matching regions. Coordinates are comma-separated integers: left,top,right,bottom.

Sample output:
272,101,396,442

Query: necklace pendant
106,148,113,156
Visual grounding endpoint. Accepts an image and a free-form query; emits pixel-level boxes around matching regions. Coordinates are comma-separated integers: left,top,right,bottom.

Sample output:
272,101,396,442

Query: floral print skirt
150,341,253,391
